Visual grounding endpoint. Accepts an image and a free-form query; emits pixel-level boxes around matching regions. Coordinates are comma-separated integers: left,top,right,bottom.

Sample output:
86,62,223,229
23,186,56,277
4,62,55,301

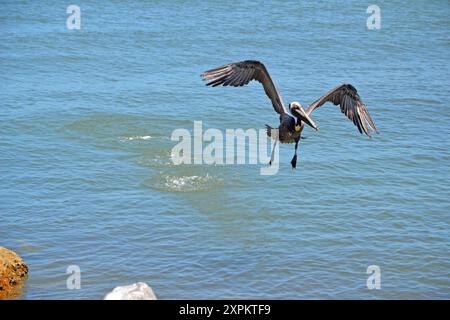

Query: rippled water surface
1,1,449,299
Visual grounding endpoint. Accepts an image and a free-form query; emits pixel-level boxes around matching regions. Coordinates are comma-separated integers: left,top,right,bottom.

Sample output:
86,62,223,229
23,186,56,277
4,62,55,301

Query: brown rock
0,247,29,299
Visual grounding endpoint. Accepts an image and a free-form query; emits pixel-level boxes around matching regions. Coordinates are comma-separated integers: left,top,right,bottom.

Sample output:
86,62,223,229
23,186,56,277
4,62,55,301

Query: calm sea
1,1,449,299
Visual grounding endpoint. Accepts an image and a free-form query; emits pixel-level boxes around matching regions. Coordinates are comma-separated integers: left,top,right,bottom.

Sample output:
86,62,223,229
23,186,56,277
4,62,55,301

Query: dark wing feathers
201,60,287,114
306,84,379,137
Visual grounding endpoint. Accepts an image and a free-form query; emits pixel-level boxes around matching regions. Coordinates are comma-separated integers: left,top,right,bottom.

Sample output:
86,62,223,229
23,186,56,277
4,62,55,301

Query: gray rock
104,282,157,300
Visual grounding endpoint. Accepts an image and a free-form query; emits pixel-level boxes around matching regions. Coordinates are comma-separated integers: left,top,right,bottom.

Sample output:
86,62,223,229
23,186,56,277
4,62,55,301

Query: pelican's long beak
294,108,319,131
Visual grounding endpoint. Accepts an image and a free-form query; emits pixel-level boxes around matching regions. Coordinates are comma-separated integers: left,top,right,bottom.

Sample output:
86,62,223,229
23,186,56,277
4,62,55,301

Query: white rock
104,282,157,300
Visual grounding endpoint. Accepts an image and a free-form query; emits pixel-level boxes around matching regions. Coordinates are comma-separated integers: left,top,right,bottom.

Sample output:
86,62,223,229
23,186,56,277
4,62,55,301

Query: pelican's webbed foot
291,155,297,169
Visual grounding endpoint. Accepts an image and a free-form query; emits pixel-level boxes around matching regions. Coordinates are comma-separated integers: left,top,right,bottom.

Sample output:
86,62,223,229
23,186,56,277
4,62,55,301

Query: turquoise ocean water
1,1,449,299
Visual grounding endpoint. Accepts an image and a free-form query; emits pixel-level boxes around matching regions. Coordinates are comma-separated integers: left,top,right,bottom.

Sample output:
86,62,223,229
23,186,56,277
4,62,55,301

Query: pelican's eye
295,125,301,132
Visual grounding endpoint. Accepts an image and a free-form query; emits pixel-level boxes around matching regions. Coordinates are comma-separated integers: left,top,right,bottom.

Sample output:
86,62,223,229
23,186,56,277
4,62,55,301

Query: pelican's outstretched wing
306,84,379,137
201,60,287,114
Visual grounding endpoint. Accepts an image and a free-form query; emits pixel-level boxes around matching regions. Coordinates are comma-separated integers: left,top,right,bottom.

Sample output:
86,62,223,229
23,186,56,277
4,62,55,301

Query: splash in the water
121,135,152,141
143,173,223,192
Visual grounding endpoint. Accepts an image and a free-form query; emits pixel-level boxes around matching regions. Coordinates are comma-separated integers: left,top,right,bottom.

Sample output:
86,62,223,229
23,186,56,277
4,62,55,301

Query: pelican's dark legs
269,140,278,165
291,140,299,169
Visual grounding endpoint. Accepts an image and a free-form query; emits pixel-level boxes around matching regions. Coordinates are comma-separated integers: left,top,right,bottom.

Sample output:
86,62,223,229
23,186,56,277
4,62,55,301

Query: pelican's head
289,101,319,131
289,101,302,112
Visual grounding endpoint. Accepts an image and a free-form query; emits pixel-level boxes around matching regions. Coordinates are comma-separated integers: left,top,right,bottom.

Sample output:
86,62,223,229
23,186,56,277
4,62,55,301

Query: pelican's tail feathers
265,125,279,140
265,124,273,137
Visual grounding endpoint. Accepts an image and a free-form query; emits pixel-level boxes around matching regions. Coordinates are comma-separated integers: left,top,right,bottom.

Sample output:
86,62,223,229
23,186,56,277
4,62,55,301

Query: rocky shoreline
0,247,158,300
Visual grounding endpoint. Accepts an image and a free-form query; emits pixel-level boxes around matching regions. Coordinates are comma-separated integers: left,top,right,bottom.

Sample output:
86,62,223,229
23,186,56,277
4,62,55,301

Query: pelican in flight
201,60,378,169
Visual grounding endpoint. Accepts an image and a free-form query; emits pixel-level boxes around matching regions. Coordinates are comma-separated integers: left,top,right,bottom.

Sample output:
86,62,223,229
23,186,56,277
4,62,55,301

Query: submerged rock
0,247,29,299
104,282,157,300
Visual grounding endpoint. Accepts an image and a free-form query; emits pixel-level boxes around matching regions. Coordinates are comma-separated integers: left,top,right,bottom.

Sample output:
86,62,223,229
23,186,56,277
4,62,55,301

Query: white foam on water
120,135,152,141
144,173,223,192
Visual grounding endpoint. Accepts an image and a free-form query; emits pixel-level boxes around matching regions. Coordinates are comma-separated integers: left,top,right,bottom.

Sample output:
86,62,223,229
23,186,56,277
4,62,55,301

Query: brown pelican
201,60,378,169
